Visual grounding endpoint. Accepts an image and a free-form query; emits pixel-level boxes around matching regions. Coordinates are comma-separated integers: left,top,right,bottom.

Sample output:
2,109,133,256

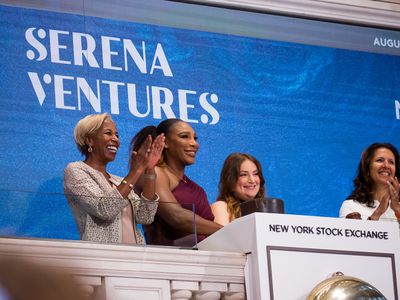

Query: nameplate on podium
198,213,400,300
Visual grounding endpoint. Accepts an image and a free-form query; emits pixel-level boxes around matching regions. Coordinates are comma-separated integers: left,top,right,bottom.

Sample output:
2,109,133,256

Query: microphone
240,197,285,216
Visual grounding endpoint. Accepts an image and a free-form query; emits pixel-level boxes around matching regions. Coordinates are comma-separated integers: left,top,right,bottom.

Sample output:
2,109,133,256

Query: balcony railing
0,237,246,300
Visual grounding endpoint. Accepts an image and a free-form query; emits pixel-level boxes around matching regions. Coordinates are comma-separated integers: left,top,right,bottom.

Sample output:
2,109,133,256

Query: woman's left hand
146,134,165,170
387,177,400,215
129,135,151,172
130,134,165,174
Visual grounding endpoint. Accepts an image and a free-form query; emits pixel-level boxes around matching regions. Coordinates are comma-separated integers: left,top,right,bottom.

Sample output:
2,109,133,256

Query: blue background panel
0,5,399,239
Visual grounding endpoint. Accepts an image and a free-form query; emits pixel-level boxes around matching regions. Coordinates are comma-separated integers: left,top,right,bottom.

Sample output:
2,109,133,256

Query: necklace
166,165,187,183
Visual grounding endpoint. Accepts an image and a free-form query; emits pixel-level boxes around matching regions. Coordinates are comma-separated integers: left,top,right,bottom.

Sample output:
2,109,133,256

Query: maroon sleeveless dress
143,176,214,246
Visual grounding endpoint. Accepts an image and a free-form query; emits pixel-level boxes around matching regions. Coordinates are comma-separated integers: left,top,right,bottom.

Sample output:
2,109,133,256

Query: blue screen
0,5,399,239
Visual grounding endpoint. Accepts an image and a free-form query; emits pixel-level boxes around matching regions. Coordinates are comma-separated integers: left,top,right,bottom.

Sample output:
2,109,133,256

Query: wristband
144,173,157,180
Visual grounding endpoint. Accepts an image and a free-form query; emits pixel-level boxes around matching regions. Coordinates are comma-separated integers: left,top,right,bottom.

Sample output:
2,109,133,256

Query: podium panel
198,213,400,300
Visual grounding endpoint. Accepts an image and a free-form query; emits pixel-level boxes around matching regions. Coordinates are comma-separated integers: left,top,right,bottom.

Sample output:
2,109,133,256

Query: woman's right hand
345,212,362,220
129,134,165,173
129,135,153,174
146,134,165,171
387,177,400,218
369,193,390,220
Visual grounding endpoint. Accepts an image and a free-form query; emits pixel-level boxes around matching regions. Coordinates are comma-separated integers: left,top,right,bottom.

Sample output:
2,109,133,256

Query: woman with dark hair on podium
340,142,400,221
211,153,266,225
63,113,165,244
131,118,222,246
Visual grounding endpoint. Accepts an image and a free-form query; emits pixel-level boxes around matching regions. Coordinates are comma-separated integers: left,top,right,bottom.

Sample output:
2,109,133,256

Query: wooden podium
198,213,400,300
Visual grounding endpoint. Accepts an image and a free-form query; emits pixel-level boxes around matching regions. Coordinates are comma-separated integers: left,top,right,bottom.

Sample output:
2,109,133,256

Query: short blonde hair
74,113,112,155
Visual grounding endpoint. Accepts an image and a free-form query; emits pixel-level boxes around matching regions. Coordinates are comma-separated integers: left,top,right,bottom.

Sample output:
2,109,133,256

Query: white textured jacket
63,161,158,244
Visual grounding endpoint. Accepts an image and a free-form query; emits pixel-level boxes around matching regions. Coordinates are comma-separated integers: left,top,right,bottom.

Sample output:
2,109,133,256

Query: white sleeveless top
339,199,397,222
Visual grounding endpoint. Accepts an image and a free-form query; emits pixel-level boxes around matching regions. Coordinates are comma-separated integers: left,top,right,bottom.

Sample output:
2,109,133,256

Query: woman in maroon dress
131,119,222,246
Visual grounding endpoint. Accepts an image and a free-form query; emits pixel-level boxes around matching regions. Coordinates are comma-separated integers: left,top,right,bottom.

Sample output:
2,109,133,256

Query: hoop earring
88,145,93,153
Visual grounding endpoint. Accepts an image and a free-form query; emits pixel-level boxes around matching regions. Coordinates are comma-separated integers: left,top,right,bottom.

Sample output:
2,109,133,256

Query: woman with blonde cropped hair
63,113,165,244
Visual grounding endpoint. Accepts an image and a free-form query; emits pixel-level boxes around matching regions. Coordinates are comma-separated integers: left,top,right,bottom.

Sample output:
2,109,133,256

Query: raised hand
129,134,165,173
368,192,390,220
388,177,400,217
129,134,153,173
387,176,400,201
146,134,165,170
377,192,390,212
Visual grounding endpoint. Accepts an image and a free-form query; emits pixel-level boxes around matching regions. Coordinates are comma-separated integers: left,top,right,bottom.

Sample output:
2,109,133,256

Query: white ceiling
179,0,400,29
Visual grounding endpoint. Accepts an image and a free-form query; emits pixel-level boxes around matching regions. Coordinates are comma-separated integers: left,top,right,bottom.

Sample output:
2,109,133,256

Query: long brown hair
347,143,400,207
217,153,266,221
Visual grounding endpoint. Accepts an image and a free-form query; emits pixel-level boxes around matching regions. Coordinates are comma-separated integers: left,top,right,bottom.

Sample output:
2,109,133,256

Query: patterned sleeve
63,163,128,221
131,193,159,224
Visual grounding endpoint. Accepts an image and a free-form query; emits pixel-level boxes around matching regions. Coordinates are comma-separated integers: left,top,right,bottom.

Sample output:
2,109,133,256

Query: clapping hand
370,192,390,220
387,177,400,216
130,134,165,173
146,134,165,170
372,177,400,220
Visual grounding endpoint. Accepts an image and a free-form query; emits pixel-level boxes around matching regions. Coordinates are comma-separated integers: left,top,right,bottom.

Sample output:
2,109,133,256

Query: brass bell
306,272,387,300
